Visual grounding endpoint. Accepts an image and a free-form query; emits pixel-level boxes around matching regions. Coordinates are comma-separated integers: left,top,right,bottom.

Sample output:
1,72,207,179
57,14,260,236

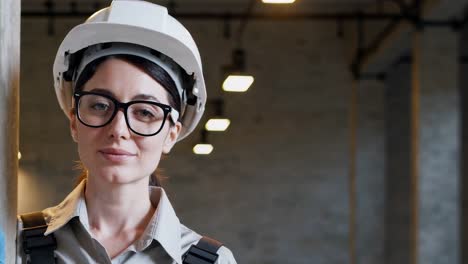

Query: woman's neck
84,176,156,237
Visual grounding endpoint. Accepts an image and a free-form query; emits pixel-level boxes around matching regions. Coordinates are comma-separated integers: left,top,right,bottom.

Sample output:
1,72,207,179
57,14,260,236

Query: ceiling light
193,129,214,155
206,118,231,131
223,75,254,92
18,152,22,160
262,0,295,3
193,144,214,155
223,49,254,92
205,98,230,132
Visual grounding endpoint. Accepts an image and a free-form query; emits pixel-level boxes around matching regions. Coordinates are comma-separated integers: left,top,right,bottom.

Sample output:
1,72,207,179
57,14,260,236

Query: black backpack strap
183,236,223,264
20,211,57,264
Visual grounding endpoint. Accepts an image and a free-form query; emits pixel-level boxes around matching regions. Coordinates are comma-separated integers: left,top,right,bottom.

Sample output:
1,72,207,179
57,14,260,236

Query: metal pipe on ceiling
21,10,405,20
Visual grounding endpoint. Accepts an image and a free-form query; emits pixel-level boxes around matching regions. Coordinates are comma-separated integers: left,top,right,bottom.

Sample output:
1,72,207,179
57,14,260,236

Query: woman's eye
136,109,155,118
131,104,162,122
91,102,110,111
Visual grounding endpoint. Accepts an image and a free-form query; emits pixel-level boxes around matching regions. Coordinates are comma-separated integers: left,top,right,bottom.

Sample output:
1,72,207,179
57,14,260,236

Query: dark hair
75,54,181,112
73,54,182,187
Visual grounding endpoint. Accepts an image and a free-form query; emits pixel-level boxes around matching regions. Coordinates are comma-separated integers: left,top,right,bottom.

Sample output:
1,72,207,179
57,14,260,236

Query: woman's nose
107,109,131,139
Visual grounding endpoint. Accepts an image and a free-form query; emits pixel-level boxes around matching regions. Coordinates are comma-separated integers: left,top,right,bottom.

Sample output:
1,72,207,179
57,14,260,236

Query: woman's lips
98,148,136,162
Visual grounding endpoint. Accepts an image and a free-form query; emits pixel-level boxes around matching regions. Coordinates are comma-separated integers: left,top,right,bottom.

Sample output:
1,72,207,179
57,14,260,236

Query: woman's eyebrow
132,94,161,103
89,88,114,97
88,88,161,103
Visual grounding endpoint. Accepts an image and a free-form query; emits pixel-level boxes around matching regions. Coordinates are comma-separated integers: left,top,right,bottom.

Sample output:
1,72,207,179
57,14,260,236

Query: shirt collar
43,180,87,235
43,180,183,264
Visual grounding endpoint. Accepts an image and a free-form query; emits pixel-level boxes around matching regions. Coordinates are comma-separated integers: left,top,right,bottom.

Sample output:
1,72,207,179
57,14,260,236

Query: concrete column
356,79,385,264
384,57,412,264
459,21,468,264
412,28,460,264
349,79,358,264
0,0,20,262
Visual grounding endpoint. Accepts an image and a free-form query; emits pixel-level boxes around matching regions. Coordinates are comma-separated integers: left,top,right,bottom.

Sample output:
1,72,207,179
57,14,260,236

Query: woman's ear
162,121,182,154
70,109,78,143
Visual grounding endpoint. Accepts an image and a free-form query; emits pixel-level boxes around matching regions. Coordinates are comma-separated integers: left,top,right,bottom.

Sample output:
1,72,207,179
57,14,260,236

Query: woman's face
70,58,181,185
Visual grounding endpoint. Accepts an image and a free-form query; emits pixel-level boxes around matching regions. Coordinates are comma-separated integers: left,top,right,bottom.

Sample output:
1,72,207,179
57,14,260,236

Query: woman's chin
90,168,146,185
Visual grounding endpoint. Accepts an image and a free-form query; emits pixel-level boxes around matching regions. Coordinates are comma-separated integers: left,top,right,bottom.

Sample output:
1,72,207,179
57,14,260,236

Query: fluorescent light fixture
18,152,21,160
222,75,254,92
262,0,295,3
205,118,230,131
193,144,214,155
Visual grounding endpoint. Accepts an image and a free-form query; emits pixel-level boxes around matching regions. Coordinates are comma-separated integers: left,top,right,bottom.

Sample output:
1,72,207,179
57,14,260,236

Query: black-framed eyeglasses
73,91,179,137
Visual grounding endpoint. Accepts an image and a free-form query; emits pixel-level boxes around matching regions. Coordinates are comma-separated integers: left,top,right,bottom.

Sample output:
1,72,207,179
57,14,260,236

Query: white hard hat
53,0,206,141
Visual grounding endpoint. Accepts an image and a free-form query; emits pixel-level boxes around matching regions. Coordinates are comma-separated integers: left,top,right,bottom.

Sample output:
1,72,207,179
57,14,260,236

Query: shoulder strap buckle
20,212,57,263
183,236,223,264
22,225,57,254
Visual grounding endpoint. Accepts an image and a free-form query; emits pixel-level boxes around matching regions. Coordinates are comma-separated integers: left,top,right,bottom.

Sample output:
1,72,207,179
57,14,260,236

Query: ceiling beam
361,0,468,73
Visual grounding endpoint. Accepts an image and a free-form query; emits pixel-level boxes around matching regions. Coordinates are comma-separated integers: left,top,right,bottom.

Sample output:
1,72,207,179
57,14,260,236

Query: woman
16,1,236,263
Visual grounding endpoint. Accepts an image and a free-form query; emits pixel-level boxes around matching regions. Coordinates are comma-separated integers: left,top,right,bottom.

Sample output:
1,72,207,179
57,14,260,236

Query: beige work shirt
16,180,237,264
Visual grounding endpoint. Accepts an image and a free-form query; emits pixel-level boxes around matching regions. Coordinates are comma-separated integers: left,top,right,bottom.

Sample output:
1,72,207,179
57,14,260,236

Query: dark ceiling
21,0,386,14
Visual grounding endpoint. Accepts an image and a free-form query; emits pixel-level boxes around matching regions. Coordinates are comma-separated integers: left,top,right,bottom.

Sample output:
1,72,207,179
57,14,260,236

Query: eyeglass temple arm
170,109,179,124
